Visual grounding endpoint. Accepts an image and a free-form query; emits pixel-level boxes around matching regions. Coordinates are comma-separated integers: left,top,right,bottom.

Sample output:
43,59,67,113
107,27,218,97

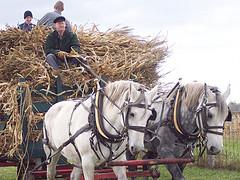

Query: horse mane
104,80,141,103
183,83,226,114
183,83,205,109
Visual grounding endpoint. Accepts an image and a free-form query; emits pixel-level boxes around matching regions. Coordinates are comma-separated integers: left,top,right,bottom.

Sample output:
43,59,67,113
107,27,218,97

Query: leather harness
153,82,231,158
41,84,155,170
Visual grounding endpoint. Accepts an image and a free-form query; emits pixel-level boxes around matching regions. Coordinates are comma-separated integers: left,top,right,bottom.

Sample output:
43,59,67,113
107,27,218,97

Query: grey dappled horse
128,82,232,180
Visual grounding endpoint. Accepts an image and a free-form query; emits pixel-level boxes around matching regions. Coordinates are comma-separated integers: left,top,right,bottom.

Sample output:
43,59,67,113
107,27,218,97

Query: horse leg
43,144,61,180
46,152,61,180
142,151,157,180
159,148,185,180
178,163,186,173
70,166,82,180
126,150,137,180
81,155,95,180
112,154,128,180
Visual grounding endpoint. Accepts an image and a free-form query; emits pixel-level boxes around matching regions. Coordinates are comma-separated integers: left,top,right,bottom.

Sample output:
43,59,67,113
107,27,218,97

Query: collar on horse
172,86,200,140
94,88,125,143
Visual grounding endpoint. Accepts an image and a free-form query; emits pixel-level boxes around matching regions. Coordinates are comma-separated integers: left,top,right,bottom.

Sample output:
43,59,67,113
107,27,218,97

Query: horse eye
129,113,135,118
208,113,213,119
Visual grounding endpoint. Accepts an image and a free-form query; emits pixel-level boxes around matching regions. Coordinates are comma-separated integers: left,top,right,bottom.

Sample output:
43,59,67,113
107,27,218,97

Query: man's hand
56,51,68,59
68,47,80,58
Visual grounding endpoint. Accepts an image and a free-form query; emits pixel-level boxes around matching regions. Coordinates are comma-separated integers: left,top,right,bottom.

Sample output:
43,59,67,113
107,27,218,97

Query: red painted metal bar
32,168,157,179
107,158,194,166
92,171,157,180
31,158,193,179
0,161,18,167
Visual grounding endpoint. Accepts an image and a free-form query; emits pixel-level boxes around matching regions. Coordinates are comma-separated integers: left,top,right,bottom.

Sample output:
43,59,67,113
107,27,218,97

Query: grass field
195,137,240,170
0,166,239,180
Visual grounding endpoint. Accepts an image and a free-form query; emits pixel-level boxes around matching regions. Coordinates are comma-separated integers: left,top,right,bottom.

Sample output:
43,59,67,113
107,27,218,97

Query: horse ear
147,85,158,101
223,84,231,100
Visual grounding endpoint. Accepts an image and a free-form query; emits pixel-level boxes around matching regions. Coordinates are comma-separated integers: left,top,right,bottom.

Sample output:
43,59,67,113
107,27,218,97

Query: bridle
89,83,156,161
94,84,156,143
170,83,227,140
195,84,224,138
150,82,232,158
124,90,156,134
166,82,233,157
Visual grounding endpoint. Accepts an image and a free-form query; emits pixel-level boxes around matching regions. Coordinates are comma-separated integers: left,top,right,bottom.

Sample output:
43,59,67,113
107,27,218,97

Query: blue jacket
18,23,35,32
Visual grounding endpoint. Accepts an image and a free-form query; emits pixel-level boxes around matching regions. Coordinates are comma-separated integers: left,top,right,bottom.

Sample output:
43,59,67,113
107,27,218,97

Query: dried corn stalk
0,25,168,157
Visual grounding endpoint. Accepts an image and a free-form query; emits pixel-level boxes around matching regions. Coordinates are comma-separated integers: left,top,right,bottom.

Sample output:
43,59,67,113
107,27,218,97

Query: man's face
55,21,66,32
61,4,64,11
25,16,32,24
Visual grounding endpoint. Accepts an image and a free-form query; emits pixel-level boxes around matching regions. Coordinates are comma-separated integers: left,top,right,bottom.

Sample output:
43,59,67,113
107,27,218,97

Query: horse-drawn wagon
0,26,232,180
0,76,194,180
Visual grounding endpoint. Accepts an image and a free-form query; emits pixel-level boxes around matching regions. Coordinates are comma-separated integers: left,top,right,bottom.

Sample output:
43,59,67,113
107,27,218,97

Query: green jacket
44,30,80,55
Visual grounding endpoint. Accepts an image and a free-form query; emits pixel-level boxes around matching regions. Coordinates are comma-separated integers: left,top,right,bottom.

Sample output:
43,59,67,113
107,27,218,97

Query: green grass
194,137,240,170
159,166,240,180
0,167,16,180
223,138,240,156
0,166,240,180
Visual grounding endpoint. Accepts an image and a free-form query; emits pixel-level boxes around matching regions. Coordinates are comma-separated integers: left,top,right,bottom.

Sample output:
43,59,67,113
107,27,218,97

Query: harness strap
30,124,91,174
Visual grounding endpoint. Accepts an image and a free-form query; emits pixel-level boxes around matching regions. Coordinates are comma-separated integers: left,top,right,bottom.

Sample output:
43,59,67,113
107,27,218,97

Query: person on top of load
18,10,36,32
44,16,80,76
38,1,72,32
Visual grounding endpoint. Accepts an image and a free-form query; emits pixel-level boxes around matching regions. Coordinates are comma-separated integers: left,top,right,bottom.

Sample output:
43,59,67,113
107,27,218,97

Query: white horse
43,80,157,180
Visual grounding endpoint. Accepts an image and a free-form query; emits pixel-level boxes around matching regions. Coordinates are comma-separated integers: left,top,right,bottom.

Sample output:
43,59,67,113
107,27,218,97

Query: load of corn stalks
0,25,168,157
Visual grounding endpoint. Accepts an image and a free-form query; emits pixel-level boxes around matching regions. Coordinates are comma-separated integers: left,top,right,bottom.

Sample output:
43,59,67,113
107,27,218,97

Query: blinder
125,103,154,133
225,107,232,122
148,108,157,121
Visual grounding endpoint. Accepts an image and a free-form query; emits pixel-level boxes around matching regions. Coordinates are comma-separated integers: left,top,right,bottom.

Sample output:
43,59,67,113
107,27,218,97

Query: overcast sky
1,0,239,102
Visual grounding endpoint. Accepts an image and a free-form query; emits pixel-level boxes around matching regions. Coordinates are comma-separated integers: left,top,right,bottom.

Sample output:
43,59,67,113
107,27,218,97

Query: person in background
38,1,72,32
44,16,80,75
18,10,35,32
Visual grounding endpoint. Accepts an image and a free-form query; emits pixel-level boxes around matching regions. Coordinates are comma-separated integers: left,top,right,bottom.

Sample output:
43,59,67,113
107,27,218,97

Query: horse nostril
130,146,136,155
210,146,217,153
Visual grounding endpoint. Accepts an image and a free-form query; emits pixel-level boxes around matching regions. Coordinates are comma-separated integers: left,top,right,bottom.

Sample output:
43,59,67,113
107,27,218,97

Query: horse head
203,84,232,154
180,83,232,155
103,80,156,155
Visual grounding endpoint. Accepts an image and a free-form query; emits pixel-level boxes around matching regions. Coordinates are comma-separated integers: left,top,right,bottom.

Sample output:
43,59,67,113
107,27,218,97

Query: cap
24,10,33,19
53,16,65,23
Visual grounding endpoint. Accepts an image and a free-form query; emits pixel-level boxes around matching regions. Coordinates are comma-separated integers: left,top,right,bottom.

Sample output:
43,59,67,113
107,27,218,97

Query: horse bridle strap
125,90,154,133
199,102,224,136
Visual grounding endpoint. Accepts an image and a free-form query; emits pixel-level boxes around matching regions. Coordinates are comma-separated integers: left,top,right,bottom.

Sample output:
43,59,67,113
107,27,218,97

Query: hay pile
0,25,168,157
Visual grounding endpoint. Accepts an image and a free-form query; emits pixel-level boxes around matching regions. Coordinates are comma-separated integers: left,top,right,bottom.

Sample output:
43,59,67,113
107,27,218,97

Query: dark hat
53,16,66,23
24,10,33,19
